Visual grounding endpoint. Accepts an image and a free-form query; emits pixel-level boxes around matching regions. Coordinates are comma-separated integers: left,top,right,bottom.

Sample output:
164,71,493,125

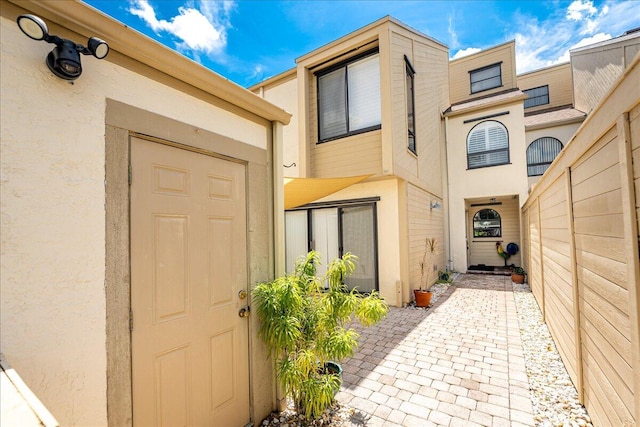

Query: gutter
8,0,291,125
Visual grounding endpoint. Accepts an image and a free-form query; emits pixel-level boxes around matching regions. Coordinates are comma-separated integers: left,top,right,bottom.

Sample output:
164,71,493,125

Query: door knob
238,308,250,318
238,289,247,300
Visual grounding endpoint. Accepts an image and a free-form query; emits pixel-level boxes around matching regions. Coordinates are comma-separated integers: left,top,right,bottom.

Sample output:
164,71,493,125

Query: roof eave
9,0,291,125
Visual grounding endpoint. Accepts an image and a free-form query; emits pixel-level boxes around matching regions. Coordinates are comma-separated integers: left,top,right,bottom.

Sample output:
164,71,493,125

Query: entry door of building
130,137,250,426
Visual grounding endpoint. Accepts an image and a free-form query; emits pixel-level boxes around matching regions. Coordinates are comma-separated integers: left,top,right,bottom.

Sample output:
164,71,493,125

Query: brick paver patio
336,273,535,427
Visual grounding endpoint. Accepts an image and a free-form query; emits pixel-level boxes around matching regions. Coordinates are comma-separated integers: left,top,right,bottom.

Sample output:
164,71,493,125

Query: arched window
527,137,563,176
467,120,509,169
473,209,501,238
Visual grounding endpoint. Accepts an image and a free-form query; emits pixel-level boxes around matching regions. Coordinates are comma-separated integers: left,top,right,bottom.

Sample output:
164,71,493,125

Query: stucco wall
0,7,271,426
446,101,529,272
255,74,300,177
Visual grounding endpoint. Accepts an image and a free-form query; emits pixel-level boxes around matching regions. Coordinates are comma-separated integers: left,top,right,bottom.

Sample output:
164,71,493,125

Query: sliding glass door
284,200,378,292
341,206,377,292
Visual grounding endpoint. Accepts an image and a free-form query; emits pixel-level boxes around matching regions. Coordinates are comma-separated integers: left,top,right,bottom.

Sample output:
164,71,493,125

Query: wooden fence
521,55,640,427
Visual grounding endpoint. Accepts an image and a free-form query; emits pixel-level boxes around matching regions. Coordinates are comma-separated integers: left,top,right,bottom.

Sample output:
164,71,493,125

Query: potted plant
511,266,526,284
414,237,439,307
253,251,388,420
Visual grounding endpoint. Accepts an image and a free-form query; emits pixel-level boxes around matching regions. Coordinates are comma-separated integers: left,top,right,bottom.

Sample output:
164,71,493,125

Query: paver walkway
336,274,535,427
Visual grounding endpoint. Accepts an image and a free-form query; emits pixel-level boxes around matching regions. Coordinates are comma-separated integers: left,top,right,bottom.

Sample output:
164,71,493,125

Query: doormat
468,264,495,271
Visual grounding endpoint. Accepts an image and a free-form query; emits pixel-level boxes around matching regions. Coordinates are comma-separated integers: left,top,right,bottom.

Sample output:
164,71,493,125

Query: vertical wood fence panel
521,56,639,427
540,175,577,384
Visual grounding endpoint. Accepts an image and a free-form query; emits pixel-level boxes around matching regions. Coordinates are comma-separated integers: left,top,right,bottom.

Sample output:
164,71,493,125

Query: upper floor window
317,50,381,142
523,85,549,109
470,63,502,94
473,209,501,238
527,137,563,176
405,56,416,154
467,120,509,169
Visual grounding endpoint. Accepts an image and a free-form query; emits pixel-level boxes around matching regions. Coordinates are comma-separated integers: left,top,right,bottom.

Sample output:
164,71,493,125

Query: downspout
271,120,287,412
443,115,454,272
273,121,286,277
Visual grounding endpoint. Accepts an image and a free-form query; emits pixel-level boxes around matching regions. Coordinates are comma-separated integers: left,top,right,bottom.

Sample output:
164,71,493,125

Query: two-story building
252,17,450,306
444,41,529,274
253,19,639,307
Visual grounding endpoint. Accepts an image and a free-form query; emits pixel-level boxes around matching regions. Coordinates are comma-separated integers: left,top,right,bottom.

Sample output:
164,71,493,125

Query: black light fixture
17,14,109,81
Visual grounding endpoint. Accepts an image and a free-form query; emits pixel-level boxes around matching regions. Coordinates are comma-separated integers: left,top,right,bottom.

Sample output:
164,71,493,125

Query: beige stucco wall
445,101,529,272
254,73,300,176
0,4,275,425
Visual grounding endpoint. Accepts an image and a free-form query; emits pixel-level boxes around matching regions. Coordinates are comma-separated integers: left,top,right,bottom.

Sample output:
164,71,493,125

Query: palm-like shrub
253,251,388,419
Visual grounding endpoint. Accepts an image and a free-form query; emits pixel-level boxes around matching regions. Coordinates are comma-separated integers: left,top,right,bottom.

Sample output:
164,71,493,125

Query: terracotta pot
414,290,433,307
511,273,525,284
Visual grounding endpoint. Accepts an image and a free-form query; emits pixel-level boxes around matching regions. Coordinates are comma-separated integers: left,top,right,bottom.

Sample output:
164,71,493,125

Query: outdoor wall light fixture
17,14,109,81
430,199,441,210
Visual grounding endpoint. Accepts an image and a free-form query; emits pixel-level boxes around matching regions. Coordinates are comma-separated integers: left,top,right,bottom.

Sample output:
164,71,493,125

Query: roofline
248,67,296,92
517,61,570,78
296,15,447,64
570,30,640,54
442,89,528,118
8,0,291,125
449,39,516,63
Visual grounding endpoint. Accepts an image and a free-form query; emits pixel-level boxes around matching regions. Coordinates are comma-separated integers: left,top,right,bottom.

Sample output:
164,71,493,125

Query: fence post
536,197,545,320
565,167,584,401
617,113,640,425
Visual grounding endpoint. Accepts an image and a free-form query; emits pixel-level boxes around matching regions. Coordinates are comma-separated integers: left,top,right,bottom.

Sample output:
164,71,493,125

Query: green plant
253,251,388,419
419,237,440,291
512,266,526,275
437,270,452,283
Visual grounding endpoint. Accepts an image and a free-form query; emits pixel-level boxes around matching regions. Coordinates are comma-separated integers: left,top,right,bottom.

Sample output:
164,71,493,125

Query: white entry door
130,137,250,426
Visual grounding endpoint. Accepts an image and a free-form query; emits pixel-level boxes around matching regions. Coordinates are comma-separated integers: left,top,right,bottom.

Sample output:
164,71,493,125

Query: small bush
253,252,388,419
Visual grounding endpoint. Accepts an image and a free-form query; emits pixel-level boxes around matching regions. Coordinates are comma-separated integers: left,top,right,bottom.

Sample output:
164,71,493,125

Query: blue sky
84,0,640,88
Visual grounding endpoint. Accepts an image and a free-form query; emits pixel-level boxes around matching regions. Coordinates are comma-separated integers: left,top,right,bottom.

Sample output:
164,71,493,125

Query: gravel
261,277,593,427
512,282,593,427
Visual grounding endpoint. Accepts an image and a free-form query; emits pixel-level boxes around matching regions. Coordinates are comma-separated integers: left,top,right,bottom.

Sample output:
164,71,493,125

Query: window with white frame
523,85,549,109
467,120,509,169
317,50,381,142
527,136,563,176
405,56,416,154
470,63,502,93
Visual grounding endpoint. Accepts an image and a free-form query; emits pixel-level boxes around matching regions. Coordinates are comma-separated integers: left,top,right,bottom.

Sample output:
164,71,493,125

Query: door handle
238,307,250,318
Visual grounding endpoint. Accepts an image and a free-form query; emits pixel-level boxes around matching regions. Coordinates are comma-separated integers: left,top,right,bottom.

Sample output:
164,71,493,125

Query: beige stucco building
2,1,638,424
252,17,450,306
444,41,529,273
1,0,290,425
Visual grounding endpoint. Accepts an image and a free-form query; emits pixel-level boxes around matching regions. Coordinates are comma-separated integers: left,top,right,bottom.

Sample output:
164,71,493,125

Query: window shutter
467,121,509,168
318,68,347,140
347,55,380,132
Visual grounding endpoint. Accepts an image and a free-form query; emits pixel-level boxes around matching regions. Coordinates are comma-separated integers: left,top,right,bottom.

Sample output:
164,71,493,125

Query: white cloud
554,32,612,62
448,14,459,49
567,0,597,21
128,0,234,56
508,0,638,74
452,47,481,59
